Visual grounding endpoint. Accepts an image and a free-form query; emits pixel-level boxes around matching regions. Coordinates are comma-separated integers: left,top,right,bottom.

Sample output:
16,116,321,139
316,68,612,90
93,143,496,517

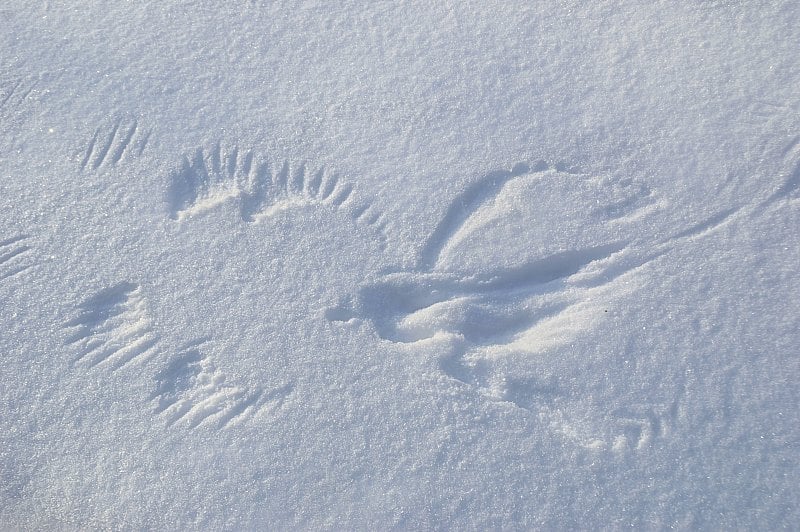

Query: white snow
1,1,798,529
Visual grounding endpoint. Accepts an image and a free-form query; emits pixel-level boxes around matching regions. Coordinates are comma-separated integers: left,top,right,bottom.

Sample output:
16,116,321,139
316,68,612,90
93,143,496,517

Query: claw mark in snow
671,206,741,240
65,282,160,371
611,407,664,451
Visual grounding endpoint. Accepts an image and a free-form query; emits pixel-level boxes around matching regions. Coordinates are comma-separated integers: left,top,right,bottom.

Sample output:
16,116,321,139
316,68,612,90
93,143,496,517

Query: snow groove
763,135,800,206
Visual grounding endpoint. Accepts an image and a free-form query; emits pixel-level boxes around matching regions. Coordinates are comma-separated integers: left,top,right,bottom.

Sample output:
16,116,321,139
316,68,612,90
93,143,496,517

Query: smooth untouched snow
1,1,798,529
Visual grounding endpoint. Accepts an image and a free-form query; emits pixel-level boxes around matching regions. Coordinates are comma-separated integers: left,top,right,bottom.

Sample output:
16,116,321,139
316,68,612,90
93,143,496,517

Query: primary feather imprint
151,338,294,430
79,119,150,171
0,235,34,281
65,282,160,371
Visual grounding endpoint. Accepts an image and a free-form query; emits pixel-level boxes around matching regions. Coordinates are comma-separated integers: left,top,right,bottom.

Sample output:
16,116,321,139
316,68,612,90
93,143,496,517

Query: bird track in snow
331,162,658,395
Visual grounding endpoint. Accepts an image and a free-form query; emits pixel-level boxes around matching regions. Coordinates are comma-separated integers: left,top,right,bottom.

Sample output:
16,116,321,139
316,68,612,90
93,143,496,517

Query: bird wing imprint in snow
65,282,160,371
79,119,150,171
64,282,291,431
328,162,663,410
167,144,388,245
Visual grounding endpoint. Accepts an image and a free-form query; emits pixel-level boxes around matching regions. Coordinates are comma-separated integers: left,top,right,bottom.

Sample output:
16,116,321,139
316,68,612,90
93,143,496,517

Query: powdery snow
1,1,798,529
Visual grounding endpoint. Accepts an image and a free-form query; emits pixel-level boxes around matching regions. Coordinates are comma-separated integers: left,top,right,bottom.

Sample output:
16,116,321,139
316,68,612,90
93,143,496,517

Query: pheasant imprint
151,339,293,430
330,162,657,414
167,144,388,242
65,282,160,371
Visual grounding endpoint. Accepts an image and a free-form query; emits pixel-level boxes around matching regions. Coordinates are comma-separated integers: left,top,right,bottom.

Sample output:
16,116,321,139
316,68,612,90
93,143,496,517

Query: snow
1,1,798,529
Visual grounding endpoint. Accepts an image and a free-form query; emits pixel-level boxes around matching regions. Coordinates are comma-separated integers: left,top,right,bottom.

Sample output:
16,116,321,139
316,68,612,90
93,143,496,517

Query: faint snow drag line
79,119,149,171
747,100,800,123
65,282,160,371
166,143,388,244
762,135,800,207
0,76,37,119
0,235,34,281
670,206,741,240
151,339,293,430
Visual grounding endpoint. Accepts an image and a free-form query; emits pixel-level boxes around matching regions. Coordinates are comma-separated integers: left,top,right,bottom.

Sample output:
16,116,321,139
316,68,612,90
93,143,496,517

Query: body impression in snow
327,160,740,448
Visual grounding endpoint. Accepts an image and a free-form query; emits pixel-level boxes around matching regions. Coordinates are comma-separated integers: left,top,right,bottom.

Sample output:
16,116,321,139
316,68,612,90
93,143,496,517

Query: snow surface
1,1,799,529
